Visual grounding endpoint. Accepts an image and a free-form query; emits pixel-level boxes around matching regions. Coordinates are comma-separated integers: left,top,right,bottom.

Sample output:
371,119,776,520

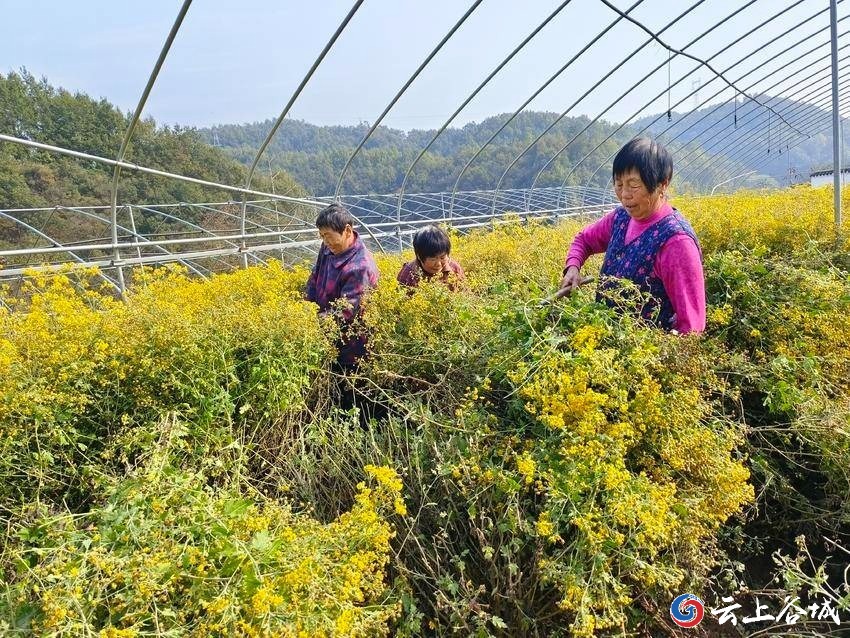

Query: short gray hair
315,203,355,233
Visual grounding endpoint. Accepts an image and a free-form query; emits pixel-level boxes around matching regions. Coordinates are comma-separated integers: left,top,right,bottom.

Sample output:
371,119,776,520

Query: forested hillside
203,95,849,197
3,69,843,209
0,70,303,210
202,112,629,196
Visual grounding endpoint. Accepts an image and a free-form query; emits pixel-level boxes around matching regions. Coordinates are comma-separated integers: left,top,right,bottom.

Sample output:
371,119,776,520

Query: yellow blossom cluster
683,185,850,255
513,314,753,633
3,425,403,637
0,261,335,511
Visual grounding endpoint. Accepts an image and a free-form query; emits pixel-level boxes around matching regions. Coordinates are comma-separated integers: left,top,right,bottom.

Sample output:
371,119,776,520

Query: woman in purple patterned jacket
305,203,379,369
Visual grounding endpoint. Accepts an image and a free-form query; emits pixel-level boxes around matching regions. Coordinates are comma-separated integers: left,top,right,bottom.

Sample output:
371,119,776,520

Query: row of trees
201,109,781,196
6,69,834,212
0,70,304,211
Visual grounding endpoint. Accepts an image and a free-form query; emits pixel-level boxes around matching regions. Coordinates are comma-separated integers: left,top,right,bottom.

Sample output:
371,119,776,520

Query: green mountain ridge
201,97,850,196
198,110,786,196
0,70,304,212
2,68,845,217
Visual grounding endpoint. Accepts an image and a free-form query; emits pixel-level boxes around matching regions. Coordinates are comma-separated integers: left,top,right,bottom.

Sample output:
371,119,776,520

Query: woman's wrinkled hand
558,266,583,296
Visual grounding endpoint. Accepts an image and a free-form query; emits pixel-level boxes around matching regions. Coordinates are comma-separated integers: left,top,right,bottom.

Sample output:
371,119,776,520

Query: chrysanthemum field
2,186,850,637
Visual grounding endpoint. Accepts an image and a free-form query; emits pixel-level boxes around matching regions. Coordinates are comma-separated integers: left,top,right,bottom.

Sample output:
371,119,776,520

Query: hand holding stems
559,265,584,296
538,267,595,307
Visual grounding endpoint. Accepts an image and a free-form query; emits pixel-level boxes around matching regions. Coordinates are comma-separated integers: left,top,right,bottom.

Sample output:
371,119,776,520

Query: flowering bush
0,261,334,513
686,185,850,256
1,185,849,636
1,418,402,637
505,312,752,635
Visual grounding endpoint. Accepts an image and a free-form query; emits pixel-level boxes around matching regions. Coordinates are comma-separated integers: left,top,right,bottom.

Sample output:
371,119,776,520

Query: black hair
412,225,451,259
315,203,355,233
612,137,673,193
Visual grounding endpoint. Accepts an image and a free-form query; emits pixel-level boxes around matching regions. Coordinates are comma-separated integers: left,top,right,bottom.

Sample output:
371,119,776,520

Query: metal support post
831,0,843,228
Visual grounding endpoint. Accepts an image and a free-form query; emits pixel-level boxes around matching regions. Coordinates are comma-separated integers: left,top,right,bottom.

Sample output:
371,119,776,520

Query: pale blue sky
1,0,845,130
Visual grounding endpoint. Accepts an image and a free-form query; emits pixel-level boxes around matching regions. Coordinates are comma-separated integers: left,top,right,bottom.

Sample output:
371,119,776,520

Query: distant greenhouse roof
810,167,850,177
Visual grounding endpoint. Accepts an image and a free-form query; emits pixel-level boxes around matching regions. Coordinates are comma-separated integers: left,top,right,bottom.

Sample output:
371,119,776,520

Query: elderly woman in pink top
560,137,705,333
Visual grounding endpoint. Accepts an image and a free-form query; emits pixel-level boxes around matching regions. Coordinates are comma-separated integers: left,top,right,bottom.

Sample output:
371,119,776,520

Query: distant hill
200,112,636,197
202,95,850,197
0,70,304,211
200,107,796,196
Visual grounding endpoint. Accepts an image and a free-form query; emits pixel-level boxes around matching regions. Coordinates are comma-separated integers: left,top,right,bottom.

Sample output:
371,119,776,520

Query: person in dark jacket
305,203,379,369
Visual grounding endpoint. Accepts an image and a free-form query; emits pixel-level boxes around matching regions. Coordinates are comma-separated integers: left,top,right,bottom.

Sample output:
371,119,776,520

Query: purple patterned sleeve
336,268,369,322
336,250,379,367
305,263,318,302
